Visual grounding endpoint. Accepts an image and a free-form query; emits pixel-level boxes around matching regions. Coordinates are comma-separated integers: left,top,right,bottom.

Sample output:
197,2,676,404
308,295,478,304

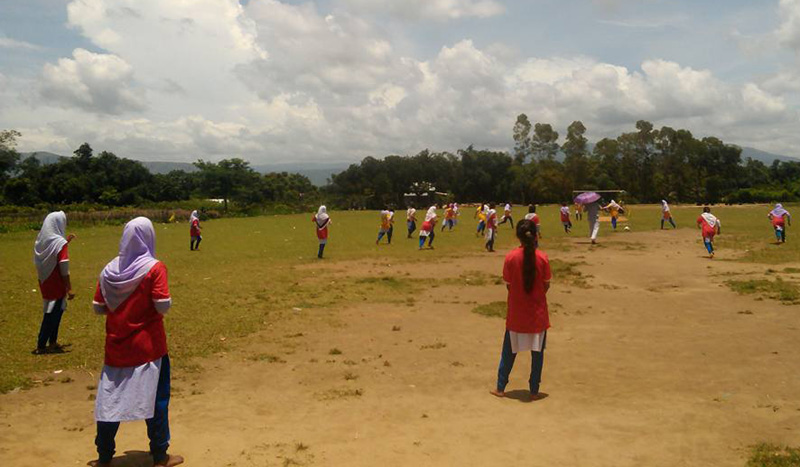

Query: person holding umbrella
574,192,602,244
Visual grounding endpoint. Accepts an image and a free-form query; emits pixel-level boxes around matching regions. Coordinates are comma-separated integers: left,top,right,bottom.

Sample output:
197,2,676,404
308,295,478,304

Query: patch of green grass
471,301,506,319
747,443,800,466
328,348,343,355
249,353,286,363
316,387,363,400
550,259,592,287
420,342,447,350
726,278,800,304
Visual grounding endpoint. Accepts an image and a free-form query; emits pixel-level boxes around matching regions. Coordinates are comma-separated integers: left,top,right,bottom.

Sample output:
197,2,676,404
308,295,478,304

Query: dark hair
703,206,711,213
516,220,538,294
528,204,536,213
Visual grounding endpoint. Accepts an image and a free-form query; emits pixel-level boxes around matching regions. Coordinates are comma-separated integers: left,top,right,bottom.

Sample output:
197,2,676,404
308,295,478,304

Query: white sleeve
154,297,172,314
58,260,70,276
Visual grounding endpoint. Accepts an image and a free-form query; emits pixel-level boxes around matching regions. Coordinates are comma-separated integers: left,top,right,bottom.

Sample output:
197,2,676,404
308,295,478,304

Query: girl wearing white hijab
696,207,721,258
32,211,75,354
419,206,438,249
661,200,676,229
91,217,183,467
313,205,331,258
189,210,202,250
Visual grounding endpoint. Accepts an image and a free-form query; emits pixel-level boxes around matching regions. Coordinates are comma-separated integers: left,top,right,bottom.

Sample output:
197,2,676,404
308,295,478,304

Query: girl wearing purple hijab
768,204,792,244
90,217,183,467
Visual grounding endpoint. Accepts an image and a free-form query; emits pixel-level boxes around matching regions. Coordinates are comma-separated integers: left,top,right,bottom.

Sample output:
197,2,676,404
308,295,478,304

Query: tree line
2,118,800,213
325,117,800,208
0,132,317,211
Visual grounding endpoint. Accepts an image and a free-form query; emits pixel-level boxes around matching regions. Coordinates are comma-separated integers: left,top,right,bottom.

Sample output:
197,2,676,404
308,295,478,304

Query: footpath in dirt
2,229,799,466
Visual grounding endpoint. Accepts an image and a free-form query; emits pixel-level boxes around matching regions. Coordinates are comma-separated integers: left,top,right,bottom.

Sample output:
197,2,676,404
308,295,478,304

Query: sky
1,0,799,164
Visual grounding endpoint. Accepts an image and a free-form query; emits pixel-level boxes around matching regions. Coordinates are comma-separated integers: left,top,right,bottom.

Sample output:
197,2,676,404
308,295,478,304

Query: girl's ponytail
516,220,538,293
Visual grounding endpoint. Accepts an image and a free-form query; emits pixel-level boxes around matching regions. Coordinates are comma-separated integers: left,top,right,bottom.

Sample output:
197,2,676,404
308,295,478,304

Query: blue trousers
407,221,416,237
37,298,65,350
704,239,714,254
496,330,546,394
96,355,171,464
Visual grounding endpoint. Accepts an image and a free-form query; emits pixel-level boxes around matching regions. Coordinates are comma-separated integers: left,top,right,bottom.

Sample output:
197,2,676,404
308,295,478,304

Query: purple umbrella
574,192,601,205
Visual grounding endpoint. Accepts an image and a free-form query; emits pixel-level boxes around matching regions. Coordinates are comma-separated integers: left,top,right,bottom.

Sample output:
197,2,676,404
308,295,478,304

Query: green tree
512,114,532,164
531,123,559,161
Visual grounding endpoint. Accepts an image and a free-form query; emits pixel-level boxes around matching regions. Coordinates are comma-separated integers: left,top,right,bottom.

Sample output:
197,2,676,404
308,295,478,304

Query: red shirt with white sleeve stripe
93,261,170,367
39,245,69,300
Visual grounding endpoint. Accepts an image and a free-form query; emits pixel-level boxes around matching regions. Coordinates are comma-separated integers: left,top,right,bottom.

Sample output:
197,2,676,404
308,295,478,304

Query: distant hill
739,147,799,164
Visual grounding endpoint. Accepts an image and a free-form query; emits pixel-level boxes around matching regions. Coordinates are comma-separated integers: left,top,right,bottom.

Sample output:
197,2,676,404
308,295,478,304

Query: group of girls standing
32,212,184,466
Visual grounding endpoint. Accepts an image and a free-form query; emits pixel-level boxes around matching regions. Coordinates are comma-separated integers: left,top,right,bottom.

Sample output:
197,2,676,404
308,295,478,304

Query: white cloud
40,48,144,115
777,0,800,50
4,0,800,162
0,37,43,50
336,0,505,21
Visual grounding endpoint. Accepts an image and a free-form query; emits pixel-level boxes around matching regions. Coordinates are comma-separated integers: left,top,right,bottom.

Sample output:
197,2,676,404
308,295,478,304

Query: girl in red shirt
696,207,721,258
491,219,552,401
485,203,498,252
91,217,183,467
189,210,201,251
313,205,331,258
768,204,791,244
33,211,76,354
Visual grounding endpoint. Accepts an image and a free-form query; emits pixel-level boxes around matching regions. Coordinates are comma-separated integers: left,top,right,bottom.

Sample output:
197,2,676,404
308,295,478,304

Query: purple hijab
100,217,158,311
770,204,789,218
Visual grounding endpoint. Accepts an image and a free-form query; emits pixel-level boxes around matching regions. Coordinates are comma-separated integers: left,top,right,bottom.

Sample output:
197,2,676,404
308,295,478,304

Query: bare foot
155,454,185,467
489,389,505,398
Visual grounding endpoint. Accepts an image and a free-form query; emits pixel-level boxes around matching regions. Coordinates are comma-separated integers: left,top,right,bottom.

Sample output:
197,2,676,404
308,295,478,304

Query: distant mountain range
20,145,798,186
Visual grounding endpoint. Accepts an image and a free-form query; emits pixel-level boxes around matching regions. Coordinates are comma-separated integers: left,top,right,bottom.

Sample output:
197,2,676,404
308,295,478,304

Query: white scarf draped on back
34,211,68,282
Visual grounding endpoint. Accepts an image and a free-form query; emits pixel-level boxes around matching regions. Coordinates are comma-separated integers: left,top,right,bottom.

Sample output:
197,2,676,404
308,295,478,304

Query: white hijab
425,206,437,222
316,205,330,225
99,217,159,312
34,211,68,282
701,212,719,228
189,210,199,224
662,200,670,212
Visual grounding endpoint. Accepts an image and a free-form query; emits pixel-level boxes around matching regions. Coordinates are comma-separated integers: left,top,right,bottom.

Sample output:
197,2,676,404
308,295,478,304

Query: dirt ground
2,228,800,467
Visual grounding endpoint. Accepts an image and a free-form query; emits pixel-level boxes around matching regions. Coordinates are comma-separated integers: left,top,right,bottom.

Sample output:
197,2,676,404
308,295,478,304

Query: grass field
1,203,797,394
3,203,800,466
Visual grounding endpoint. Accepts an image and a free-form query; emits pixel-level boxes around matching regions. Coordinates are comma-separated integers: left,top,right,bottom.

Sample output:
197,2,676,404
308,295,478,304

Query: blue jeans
496,330,546,394
37,298,65,350
96,355,172,464
407,221,416,237
704,239,714,254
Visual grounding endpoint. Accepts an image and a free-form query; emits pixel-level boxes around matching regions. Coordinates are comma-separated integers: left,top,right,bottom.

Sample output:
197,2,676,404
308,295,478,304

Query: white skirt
509,331,545,353
95,357,162,422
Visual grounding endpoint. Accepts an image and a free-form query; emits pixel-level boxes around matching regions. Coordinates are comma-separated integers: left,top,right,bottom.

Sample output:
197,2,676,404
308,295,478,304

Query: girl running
376,207,392,245
485,203,499,252
697,207,721,258
189,210,202,251
475,204,487,237
490,219,551,401
560,203,572,233
406,206,417,238
33,211,75,354
442,204,456,231
313,205,331,258
603,199,623,230
498,203,514,229
419,206,438,249
91,217,183,467
768,204,792,244
661,200,677,229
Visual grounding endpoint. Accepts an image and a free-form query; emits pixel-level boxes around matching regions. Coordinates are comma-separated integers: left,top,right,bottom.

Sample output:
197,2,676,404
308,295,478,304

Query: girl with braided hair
490,219,552,401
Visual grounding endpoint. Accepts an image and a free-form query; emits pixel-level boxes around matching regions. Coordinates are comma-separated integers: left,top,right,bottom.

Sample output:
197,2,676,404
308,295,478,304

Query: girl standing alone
313,206,331,259
189,210,202,251
490,220,552,401
33,211,75,354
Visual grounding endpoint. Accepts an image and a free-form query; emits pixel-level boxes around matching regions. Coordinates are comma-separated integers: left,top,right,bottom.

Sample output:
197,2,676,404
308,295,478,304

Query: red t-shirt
487,213,498,229
190,219,200,237
93,261,170,367
772,215,786,227
502,247,552,334
40,245,69,300
313,216,329,239
560,211,570,222
697,216,717,239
